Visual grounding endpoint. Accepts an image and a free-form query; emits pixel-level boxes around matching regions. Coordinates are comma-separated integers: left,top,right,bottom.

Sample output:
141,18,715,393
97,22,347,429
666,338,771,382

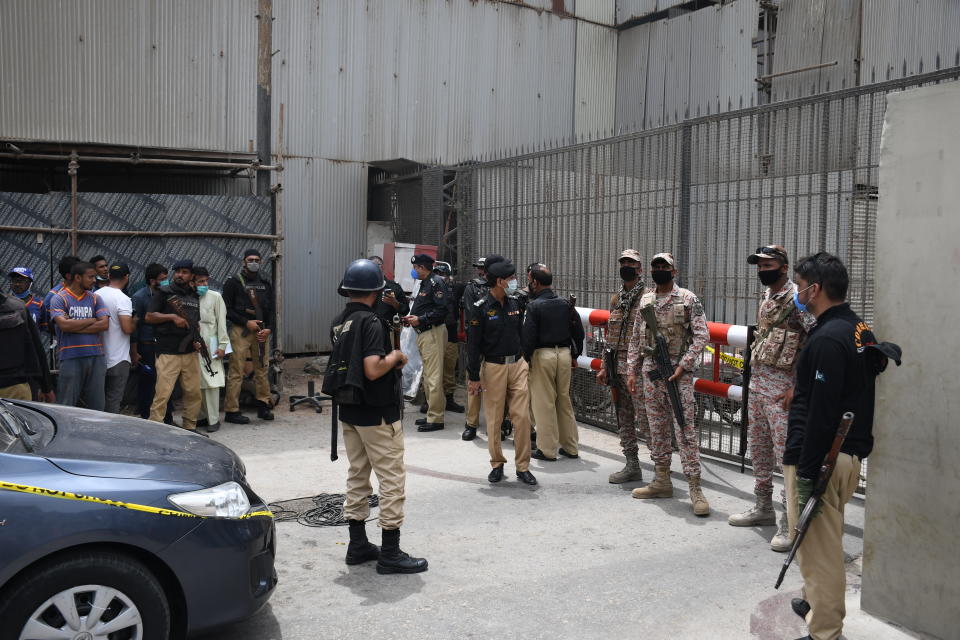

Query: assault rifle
245,288,267,367
775,411,855,589
168,296,215,377
641,304,688,436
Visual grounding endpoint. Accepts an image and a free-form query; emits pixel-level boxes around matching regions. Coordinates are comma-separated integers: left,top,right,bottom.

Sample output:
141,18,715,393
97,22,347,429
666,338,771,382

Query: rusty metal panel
0,0,258,152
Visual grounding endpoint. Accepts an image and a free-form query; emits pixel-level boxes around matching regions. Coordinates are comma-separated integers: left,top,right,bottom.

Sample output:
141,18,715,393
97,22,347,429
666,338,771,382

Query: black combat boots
376,528,428,575
344,520,380,565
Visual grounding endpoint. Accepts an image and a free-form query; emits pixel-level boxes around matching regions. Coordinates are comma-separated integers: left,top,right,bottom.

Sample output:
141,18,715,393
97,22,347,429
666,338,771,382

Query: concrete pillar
862,81,960,639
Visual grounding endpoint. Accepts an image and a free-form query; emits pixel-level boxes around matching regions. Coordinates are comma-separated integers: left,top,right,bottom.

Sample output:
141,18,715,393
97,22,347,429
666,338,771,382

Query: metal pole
68,151,78,255
256,0,273,197
0,151,279,171
0,225,280,240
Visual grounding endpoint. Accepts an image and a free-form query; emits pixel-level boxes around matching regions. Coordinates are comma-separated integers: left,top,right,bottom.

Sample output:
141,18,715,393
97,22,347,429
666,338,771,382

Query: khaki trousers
466,386,482,426
0,383,31,400
443,341,459,395
151,353,202,430
416,325,446,423
224,324,271,413
342,419,406,530
480,359,531,471
784,454,862,640
530,347,578,457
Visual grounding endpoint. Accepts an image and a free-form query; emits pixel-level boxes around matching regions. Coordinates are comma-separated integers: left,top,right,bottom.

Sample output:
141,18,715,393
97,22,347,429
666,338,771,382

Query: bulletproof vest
238,272,269,314
156,284,199,337
752,292,804,370
641,291,690,358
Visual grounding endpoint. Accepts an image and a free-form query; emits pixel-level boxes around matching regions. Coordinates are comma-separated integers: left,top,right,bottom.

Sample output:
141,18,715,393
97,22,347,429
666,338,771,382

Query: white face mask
246,261,261,273
505,279,519,294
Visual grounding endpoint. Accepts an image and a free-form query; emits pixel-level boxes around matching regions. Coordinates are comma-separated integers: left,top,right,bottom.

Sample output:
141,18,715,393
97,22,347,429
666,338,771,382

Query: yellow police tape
705,345,744,370
0,481,273,520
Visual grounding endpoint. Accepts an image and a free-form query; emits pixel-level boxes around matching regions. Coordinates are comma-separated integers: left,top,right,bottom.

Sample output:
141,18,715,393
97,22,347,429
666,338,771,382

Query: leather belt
485,354,523,365
537,343,569,349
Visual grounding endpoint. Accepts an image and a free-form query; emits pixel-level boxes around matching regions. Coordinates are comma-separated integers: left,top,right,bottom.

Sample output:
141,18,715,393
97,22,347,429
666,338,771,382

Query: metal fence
449,67,960,484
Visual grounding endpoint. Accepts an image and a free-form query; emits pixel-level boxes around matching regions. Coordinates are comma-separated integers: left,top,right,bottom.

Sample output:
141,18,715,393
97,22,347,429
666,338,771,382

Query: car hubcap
19,585,143,640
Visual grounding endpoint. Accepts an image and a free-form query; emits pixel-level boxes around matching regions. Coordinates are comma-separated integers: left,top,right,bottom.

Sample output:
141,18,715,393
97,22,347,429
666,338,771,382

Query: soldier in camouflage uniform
728,245,816,551
596,249,650,483
627,253,711,516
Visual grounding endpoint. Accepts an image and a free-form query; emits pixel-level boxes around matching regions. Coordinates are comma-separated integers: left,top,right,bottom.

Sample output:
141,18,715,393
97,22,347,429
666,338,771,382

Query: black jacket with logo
148,282,201,355
785,303,877,480
466,293,524,381
409,274,449,331
223,271,274,330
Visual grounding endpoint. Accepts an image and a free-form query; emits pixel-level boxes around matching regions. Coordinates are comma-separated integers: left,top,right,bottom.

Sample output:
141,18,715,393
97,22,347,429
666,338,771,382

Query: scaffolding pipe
68,151,78,255
0,224,279,240
0,151,280,171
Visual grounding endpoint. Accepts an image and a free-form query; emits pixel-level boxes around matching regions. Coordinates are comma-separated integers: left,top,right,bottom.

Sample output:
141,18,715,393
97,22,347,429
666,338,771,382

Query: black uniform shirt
461,278,488,317
373,279,409,324
409,274,449,331
784,303,876,480
330,302,402,427
223,271,274,329
521,288,585,362
466,293,523,381
147,283,201,355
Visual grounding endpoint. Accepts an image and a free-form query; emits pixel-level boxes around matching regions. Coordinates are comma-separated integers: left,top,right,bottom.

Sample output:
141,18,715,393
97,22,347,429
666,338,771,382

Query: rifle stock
774,411,855,589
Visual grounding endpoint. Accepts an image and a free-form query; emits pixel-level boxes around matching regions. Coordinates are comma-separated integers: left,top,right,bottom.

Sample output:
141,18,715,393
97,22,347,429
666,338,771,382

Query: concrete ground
195,360,929,640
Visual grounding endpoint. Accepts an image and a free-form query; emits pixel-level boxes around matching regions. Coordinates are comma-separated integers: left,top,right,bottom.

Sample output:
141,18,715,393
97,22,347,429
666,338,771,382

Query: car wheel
0,550,170,640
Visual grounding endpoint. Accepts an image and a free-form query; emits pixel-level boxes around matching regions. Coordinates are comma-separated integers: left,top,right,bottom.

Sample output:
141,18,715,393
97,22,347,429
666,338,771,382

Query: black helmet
338,259,385,296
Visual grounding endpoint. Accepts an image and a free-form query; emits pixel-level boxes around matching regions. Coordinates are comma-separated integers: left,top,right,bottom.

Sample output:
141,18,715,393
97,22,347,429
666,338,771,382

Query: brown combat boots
609,453,643,484
631,465,673,498
687,474,711,516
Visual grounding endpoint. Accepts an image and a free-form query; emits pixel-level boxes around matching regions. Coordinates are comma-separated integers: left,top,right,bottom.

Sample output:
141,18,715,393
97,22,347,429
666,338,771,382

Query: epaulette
473,298,485,307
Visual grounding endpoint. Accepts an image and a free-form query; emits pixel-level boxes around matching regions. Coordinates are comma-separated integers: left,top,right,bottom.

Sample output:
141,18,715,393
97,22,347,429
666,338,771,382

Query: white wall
861,81,960,640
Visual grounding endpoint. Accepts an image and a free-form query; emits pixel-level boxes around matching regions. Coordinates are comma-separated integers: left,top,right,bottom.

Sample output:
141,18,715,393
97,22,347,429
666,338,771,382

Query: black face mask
619,265,638,281
758,269,783,287
651,270,673,285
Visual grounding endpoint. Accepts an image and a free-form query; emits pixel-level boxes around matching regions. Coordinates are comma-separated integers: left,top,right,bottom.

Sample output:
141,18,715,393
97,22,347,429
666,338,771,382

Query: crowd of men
0,249,276,435
327,247,890,640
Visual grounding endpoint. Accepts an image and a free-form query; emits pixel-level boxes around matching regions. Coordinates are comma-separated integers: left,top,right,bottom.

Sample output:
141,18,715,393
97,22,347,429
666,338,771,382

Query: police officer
404,253,449,432
459,255,502,440
627,253,711,516
467,260,536,485
222,249,274,424
368,255,409,325
145,259,204,433
522,265,584,461
325,259,427,575
784,252,886,640
597,249,651,483
433,261,466,415
728,245,815,551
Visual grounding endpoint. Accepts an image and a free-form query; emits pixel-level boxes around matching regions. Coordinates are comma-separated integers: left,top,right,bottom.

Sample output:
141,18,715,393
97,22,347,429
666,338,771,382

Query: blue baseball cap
8,267,33,281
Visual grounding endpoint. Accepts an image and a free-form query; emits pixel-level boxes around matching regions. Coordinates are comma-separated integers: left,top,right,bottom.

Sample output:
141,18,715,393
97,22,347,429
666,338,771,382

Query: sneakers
728,494,776,527
609,454,643,484
632,465,673,499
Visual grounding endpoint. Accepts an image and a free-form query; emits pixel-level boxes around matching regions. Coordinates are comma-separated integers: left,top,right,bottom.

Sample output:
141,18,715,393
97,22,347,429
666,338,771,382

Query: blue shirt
132,285,156,343
49,289,109,360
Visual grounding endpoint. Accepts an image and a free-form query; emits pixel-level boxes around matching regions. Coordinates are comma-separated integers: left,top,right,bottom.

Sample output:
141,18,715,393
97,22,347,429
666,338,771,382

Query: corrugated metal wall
0,0,258,152
574,22,618,136
861,0,960,83
615,0,759,131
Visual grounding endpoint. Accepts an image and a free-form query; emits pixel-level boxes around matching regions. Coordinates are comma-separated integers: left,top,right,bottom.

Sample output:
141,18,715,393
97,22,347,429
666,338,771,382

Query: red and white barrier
573,306,747,401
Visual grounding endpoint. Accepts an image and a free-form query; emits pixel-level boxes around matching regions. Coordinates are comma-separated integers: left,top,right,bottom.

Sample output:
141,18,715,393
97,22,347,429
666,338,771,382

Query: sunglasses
755,246,787,259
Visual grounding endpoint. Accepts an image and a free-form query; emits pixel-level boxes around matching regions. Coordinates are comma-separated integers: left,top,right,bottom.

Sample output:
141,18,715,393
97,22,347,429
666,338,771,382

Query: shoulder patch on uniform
815,370,826,382
473,298,485,307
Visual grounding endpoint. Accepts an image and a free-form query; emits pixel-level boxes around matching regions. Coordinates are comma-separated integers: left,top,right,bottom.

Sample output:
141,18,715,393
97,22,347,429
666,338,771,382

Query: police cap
487,260,516,280
411,253,435,267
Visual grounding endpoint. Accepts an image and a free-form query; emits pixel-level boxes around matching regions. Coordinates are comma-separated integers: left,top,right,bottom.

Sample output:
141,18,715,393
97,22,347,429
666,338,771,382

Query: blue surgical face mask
505,279,519,294
159,279,170,287
196,285,209,297
410,268,419,280
793,284,814,313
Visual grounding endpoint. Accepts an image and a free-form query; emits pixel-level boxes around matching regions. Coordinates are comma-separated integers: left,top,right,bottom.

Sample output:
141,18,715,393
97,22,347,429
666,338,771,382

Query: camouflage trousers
748,384,790,500
611,373,649,458
643,372,700,476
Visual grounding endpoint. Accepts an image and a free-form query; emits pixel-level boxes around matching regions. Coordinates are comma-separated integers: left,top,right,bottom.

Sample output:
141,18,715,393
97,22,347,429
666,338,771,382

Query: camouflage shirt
626,283,709,375
749,278,817,392
606,282,647,375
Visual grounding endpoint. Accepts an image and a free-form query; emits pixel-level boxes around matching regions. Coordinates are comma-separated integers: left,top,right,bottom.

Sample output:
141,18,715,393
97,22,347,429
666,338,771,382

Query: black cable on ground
267,493,379,527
